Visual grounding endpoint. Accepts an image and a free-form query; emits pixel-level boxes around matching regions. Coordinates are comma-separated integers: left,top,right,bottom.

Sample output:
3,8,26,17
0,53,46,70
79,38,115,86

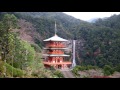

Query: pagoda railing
47,52,64,54
47,44,65,48
43,61,72,64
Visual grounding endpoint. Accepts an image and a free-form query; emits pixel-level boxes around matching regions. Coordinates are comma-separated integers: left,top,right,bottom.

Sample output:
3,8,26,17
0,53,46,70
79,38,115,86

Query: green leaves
5,62,24,77
0,14,18,60
103,65,114,76
13,40,35,69
53,70,64,78
2,14,18,29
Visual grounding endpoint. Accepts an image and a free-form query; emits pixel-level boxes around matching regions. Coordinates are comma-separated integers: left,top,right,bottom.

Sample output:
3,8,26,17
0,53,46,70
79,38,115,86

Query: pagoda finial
55,21,57,36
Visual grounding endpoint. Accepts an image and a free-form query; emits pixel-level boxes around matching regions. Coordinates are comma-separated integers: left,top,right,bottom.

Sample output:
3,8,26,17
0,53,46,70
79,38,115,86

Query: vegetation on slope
1,12,120,77
0,13,62,78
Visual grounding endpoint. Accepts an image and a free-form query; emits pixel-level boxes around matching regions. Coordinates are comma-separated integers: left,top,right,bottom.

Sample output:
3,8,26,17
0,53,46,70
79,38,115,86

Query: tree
0,14,18,61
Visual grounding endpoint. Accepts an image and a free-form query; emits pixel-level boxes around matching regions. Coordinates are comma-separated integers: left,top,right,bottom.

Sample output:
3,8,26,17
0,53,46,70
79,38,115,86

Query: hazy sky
63,12,120,21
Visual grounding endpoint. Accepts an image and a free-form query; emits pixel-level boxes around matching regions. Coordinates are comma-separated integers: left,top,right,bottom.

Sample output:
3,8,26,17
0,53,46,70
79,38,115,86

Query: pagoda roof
43,34,68,42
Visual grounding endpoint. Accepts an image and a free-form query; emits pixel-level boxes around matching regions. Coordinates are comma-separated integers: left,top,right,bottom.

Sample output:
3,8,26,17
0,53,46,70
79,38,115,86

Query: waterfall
72,40,76,68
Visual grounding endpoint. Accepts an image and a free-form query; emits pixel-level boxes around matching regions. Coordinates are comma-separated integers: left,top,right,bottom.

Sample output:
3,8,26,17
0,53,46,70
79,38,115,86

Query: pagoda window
52,57,55,60
53,60,55,63
56,57,59,59
51,41,54,44
57,42,59,46
49,49,52,52
58,42,61,47
59,50,61,54
53,42,56,46
55,50,57,54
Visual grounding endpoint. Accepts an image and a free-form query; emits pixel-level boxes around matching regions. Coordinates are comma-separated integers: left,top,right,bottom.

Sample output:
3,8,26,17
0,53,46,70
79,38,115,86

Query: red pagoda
43,22,72,69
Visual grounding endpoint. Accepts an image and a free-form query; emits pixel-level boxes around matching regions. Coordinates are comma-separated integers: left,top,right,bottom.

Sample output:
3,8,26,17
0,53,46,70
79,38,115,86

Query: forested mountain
0,12,120,78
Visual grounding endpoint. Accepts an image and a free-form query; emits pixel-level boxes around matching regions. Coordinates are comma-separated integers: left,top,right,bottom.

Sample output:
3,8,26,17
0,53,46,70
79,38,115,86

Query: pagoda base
43,61,72,69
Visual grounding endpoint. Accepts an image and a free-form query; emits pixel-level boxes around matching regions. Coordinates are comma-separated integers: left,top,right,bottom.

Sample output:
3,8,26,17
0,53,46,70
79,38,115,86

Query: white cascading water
72,40,76,68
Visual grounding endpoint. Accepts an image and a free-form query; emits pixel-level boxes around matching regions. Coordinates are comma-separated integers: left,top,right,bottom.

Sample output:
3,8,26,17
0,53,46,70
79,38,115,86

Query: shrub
72,66,79,75
114,64,120,72
74,65,87,71
53,70,64,78
87,65,98,70
0,61,4,77
0,61,4,73
5,63,24,77
103,65,114,76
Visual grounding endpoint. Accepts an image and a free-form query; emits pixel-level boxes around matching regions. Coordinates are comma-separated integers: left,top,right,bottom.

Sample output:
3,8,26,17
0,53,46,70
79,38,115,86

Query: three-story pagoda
43,22,72,69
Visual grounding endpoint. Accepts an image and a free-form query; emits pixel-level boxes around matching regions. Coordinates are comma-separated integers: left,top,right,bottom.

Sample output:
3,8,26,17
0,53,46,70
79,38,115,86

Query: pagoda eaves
43,34,68,42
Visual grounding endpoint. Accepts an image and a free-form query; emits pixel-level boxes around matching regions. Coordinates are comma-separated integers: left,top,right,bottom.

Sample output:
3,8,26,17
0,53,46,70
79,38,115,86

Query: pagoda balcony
43,54,70,57
47,52,64,54
47,44,65,48
43,61,72,65
43,47,69,50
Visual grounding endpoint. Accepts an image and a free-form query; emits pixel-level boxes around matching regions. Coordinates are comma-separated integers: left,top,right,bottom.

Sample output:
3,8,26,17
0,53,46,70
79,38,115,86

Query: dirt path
60,70,75,78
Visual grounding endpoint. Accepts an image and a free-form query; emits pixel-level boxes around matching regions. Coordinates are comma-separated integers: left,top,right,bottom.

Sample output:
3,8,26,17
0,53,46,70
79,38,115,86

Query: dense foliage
72,65,99,76
75,16,120,69
1,12,120,77
0,13,57,78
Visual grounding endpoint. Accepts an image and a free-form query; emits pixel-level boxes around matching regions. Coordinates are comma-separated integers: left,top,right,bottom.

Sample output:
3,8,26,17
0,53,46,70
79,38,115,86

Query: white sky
63,12,120,21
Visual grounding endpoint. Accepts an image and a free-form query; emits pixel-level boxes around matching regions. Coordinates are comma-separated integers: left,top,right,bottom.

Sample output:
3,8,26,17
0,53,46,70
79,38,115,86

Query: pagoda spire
55,21,57,36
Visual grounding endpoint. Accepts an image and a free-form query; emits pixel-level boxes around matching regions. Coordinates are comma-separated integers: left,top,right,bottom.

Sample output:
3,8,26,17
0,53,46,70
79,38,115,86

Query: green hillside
1,12,120,77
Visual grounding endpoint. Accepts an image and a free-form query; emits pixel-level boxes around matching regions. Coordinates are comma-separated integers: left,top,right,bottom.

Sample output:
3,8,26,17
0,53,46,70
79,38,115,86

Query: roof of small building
43,34,68,42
